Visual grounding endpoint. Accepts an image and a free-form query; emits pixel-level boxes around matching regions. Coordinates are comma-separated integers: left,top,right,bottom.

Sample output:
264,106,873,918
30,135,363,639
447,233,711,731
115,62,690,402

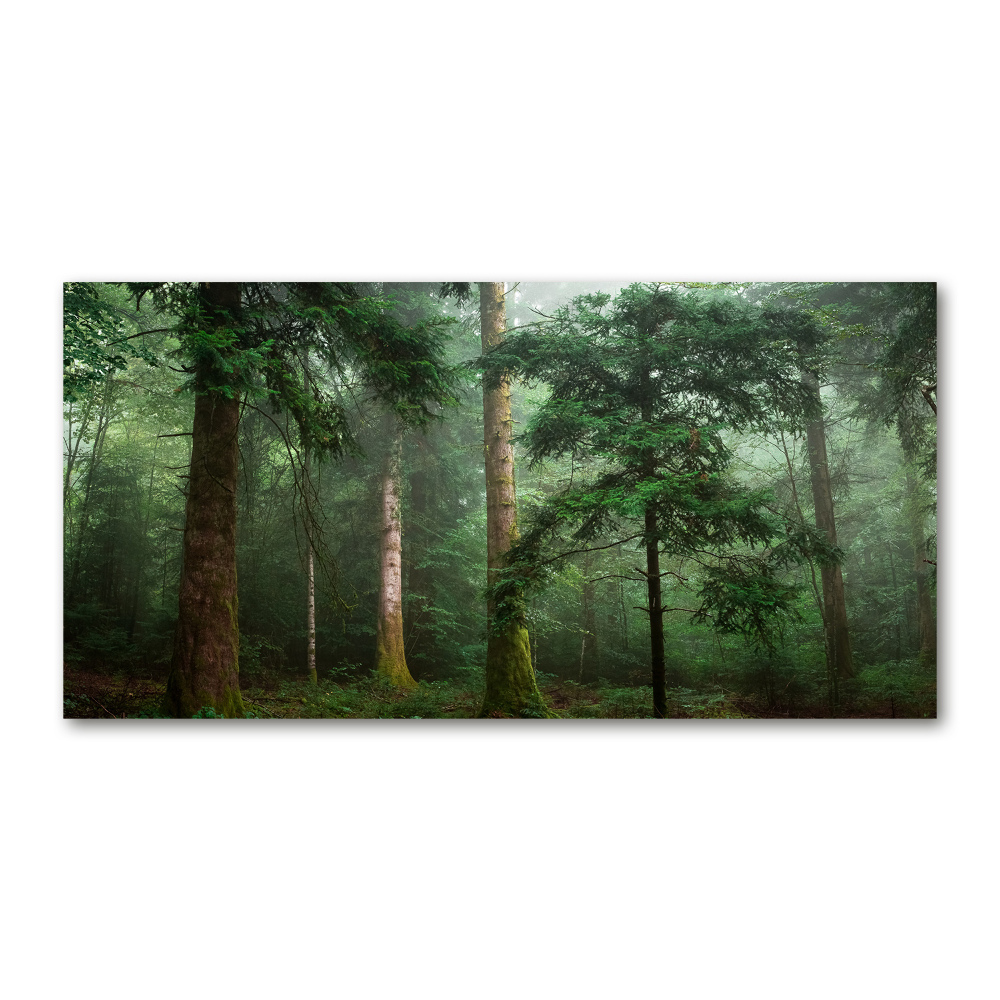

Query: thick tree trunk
907,470,936,668
374,418,416,689
803,374,854,680
477,281,543,717
164,282,245,718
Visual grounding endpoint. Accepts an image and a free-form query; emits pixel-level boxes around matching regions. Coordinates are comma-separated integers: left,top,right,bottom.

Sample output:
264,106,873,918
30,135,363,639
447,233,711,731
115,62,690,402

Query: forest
62,280,937,719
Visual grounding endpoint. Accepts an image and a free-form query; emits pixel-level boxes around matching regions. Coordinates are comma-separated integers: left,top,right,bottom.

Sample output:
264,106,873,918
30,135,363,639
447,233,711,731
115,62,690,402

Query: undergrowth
63,664,935,719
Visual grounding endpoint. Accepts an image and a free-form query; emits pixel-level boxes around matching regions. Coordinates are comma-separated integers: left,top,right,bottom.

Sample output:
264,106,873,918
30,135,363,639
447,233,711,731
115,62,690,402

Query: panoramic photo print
62,281,937,719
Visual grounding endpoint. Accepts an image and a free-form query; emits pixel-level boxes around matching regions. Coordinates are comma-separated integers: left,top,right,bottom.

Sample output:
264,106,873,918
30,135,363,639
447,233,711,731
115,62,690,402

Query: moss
477,623,555,718
374,642,418,690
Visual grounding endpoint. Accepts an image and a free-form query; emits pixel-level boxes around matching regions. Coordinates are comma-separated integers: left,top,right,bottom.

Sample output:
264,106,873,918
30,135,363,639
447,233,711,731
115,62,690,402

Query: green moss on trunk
477,622,552,717
375,644,418,690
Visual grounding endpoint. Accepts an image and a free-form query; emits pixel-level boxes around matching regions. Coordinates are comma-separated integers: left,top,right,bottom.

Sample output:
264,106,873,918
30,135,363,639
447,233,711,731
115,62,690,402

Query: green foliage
122,281,462,465
191,705,261,719
63,281,935,720
478,283,825,641
851,660,935,717
192,705,225,718
63,282,162,401
751,281,937,475
63,604,138,671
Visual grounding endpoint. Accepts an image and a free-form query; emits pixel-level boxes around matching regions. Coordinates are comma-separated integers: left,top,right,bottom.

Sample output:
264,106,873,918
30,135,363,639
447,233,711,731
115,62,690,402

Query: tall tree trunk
803,373,854,680
304,363,317,685
405,454,434,666
67,394,112,602
645,505,667,718
579,550,598,682
617,544,629,653
127,429,161,641
374,417,416,689
163,282,245,718
638,370,667,718
907,470,936,668
477,281,543,717
887,542,902,662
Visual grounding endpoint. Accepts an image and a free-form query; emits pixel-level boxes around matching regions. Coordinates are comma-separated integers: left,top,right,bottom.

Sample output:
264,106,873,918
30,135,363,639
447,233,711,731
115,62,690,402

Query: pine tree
125,282,456,716
477,282,544,717
480,283,825,717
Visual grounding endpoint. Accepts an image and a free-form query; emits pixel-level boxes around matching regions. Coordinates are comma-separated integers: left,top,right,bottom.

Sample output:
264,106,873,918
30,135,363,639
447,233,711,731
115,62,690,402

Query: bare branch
537,533,644,568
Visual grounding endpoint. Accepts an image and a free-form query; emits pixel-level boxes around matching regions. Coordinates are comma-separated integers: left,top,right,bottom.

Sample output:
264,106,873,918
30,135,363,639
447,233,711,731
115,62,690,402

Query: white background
3,3,994,998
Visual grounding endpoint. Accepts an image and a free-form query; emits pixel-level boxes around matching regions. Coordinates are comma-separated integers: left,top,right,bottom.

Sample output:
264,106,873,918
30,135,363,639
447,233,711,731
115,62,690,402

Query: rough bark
907,470,936,668
803,373,854,680
477,281,544,717
374,418,416,689
163,282,245,718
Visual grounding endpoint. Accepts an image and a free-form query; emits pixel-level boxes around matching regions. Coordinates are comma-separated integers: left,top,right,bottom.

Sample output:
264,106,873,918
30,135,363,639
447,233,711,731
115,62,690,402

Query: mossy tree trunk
477,281,544,717
164,282,246,718
803,372,854,681
374,417,417,689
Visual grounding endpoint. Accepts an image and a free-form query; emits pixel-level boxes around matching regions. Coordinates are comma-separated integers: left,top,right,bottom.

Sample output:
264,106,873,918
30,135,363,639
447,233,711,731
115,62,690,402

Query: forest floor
62,666,936,719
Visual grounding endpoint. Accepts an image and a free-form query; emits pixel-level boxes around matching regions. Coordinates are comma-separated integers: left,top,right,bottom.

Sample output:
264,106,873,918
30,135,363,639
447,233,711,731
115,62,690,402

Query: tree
841,282,937,473
373,413,417,688
477,282,544,716
906,468,936,668
63,282,162,403
165,282,245,717
125,281,456,717
480,283,825,717
801,368,855,681
750,281,937,683
303,360,318,685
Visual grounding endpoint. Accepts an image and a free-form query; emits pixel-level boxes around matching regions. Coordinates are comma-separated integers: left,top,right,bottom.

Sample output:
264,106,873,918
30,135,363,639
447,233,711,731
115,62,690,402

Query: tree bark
907,470,936,668
404,454,434,666
163,282,245,717
645,505,667,718
304,364,317,685
638,369,667,718
477,281,543,717
374,417,417,689
579,549,598,682
67,394,112,603
803,373,855,680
